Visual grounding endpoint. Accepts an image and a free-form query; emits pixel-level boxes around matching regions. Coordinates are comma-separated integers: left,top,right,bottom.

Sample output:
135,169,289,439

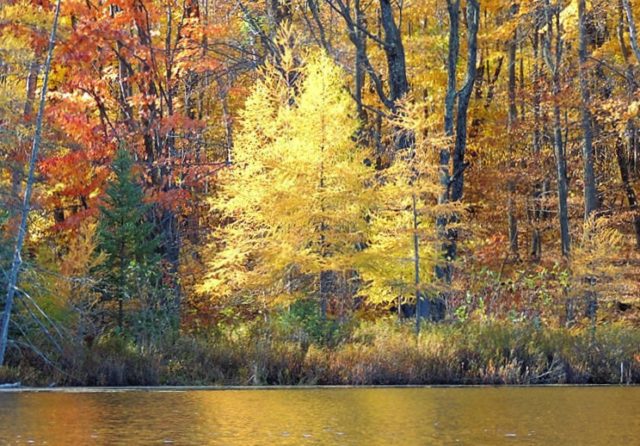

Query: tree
507,1,519,257
323,0,410,151
359,100,458,327
201,50,375,316
37,0,238,308
97,149,160,332
433,0,480,319
543,0,571,257
578,0,598,219
0,0,61,367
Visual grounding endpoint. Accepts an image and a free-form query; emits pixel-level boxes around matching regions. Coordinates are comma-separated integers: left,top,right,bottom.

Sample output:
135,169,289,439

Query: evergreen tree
97,149,160,332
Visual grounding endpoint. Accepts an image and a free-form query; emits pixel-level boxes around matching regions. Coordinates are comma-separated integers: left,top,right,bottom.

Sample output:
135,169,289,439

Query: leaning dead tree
0,0,62,366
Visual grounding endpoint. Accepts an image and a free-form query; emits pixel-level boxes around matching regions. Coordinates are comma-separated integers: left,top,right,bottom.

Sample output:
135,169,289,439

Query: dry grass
4,319,639,386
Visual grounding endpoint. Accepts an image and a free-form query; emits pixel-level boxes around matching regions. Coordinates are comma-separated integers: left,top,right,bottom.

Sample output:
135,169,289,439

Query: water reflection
0,387,638,445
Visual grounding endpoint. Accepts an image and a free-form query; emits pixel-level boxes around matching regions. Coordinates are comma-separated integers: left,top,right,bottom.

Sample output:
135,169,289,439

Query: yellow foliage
201,48,376,304
570,217,625,299
58,222,105,304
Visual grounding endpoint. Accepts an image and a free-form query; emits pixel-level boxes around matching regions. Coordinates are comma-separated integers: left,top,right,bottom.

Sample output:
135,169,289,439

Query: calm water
0,387,638,445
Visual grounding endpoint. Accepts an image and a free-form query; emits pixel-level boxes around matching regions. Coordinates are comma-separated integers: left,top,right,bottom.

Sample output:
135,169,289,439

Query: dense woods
0,0,639,385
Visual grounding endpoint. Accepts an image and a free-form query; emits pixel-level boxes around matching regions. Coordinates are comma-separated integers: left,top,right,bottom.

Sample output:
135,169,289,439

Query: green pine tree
97,149,160,332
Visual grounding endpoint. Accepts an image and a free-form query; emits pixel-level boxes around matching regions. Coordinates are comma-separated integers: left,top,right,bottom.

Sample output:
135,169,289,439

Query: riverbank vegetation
1,318,639,386
1,0,640,386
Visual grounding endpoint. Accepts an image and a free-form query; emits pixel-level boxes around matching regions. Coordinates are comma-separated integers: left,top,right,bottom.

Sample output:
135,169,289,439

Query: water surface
0,387,638,445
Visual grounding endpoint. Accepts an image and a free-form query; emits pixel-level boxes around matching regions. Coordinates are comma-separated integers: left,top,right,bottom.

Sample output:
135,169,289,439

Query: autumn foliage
0,0,639,384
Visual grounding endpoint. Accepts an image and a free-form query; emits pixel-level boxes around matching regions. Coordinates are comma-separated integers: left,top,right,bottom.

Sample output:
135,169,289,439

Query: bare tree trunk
531,8,544,260
0,0,62,366
324,0,409,153
544,1,570,257
432,0,479,322
111,4,134,129
552,90,570,257
379,0,412,152
578,0,598,219
450,0,479,203
507,3,519,257
435,0,459,288
622,0,640,63
413,194,428,333
354,0,367,123
9,60,41,218
379,0,408,104
23,60,39,118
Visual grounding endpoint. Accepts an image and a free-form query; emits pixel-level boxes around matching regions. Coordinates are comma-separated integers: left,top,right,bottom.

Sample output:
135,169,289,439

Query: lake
0,387,638,445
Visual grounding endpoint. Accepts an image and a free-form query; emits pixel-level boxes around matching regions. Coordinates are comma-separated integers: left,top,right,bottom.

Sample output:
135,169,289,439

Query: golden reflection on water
0,387,638,445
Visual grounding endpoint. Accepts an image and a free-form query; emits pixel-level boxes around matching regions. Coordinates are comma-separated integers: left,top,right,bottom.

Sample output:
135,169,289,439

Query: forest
0,0,639,386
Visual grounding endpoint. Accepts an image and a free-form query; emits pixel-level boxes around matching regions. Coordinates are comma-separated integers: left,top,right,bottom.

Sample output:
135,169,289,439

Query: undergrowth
3,318,639,386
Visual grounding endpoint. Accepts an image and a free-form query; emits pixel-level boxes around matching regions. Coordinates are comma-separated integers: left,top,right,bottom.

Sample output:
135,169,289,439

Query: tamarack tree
201,48,376,316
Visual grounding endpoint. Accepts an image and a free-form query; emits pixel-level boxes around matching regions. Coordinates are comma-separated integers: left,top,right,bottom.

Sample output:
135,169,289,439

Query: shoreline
1,383,638,392
3,320,638,387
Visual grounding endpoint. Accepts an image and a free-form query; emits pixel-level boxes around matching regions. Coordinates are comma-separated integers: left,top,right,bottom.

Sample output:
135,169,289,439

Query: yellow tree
357,99,462,326
359,152,441,316
200,49,375,316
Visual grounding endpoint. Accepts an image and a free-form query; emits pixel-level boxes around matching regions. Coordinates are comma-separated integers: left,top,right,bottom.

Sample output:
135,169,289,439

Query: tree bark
413,194,428,333
324,0,409,151
432,0,479,322
622,0,640,63
379,0,412,152
531,8,545,260
379,0,408,104
450,0,479,203
507,3,519,257
9,60,41,218
544,0,571,257
578,0,598,219
354,0,367,123
434,0,460,288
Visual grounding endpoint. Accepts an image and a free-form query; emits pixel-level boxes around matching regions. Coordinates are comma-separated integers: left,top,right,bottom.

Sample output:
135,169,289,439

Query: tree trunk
9,60,41,219
268,0,292,29
450,0,479,203
434,0,459,290
622,0,640,63
354,0,367,123
413,194,428,333
23,60,39,118
319,271,330,320
379,0,408,104
545,1,571,257
111,4,134,128
531,9,545,260
507,4,519,257
553,102,570,257
326,0,409,152
578,0,598,219
379,0,412,152
432,0,479,322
